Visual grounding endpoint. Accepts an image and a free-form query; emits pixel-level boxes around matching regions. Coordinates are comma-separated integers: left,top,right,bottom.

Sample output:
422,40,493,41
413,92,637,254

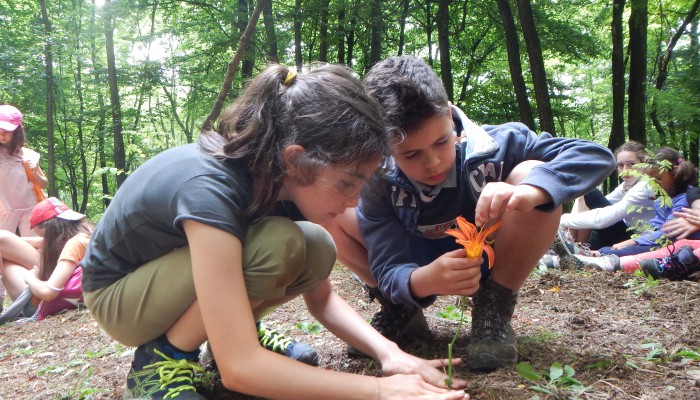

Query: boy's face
392,114,457,186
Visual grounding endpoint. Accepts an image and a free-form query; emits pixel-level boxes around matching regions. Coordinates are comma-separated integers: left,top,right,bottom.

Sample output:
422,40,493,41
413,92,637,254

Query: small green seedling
436,304,471,323
674,348,700,363
296,321,324,334
516,362,588,398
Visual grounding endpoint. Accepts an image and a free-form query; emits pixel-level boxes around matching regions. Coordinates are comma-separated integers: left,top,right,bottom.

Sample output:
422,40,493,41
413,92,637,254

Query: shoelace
148,349,204,399
258,327,292,353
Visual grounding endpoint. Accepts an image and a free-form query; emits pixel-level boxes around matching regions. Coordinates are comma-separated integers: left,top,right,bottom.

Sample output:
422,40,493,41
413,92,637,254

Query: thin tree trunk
203,0,263,131
496,0,536,130
628,0,648,144
436,0,453,102
261,0,278,62
294,0,303,70
337,1,346,64
238,0,255,79
38,0,56,196
319,0,330,62
398,0,410,55
516,0,555,134
610,0,626,152
89,0,110,208
346,0,356,68
690,20,699,166
369,0,383,68
103,0,126,188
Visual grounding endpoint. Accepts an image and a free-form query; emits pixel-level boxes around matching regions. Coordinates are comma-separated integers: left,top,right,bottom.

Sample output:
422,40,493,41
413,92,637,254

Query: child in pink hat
0,197,92,322
0,105,48,236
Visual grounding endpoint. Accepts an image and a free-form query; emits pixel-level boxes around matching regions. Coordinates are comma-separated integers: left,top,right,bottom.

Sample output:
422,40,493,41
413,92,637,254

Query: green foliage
623,269,661,294
435,304,471,324
296,321,324,334
516,362,589,398
674,348,700,363
38,360,104,399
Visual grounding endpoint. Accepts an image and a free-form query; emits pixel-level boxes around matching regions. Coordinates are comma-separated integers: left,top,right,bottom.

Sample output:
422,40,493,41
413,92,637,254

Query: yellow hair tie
282,70,297,86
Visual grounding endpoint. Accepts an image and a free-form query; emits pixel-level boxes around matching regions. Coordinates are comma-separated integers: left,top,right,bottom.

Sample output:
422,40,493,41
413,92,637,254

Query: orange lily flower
445,216,501,268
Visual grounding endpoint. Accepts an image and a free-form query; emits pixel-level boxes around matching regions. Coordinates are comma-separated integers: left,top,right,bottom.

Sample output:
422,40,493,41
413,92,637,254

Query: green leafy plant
443,298,467,389
516,362,588,398
296,321,324,334
435,304,471,323
623,269,661,294
674,348,700,363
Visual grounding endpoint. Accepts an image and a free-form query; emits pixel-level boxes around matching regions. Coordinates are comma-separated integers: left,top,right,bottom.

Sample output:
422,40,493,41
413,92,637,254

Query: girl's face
392,114,457,187
281,147,379,224
616,150,642,186
0,128,14,147
656,170,675,194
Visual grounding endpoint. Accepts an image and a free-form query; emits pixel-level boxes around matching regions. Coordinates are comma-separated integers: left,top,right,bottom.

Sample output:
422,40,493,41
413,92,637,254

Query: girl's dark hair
614,140,647,163
6,125,26,155
36,218,93,281
198,64,389,219
652,147,698,197
362,55,450,140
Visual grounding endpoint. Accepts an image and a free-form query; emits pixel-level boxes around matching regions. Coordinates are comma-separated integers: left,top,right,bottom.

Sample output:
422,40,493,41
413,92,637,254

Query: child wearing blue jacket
324,56,616,371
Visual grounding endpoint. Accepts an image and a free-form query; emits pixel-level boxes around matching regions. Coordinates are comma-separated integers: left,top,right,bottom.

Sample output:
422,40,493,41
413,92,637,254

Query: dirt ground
1,262,699,400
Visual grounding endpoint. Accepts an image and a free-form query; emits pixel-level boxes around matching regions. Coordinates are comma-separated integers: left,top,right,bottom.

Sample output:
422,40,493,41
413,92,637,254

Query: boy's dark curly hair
363,56,450,140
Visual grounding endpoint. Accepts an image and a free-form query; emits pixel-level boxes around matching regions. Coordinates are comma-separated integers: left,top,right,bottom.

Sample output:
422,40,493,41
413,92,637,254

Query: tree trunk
294,0,303,70
690,20,699,167
103,0,126,188
38,0,56,197
262,0,278,63
369,0,383,68
346,0,356,67
238,0,255,79
436,0,453,102
89,0,110,208
203,0,263,131
398,0,410,55
516,0,555,134
319,0,330,62
337,1,346,64
628,0,648,144
496,0,536,130
610,0,626,152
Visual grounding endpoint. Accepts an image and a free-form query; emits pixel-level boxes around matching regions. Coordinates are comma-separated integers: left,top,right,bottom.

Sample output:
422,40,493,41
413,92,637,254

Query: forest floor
1,262,700,400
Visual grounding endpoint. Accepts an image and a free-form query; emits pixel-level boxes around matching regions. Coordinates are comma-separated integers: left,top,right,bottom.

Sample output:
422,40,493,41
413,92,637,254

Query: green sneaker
257,321,319,366
467,279,518,371
124,337,205,399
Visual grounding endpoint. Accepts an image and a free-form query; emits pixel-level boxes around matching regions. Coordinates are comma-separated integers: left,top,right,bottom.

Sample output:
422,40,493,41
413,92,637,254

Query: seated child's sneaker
257,321,319,366
124,336,205,400
577,254,620,272
467,280,518,371
640,245,700,280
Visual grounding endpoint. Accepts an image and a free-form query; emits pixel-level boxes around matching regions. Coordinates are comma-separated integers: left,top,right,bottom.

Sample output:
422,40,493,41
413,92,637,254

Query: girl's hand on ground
381,352,467,390
378,374,469,399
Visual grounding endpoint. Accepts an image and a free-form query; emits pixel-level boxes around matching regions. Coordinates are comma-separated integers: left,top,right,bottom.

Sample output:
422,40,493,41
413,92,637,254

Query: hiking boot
347,286,429,358
576,254,620,272
640,245,700,281
467,279,518,371
538,254,560,269
257,321,319,366
123,336,205,399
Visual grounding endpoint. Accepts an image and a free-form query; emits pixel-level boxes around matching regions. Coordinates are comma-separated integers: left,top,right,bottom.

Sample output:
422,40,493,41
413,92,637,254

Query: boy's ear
282,144,306,176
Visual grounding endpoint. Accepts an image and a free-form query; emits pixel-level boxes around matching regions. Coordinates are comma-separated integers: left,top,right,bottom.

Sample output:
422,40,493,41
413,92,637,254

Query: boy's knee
506,160,544,185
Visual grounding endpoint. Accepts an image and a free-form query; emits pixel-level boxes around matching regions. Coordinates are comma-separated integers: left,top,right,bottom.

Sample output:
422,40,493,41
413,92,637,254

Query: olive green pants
84,217,335,346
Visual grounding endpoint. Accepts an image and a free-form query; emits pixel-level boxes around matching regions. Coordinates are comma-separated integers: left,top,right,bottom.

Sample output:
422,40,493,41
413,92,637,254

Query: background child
559,140,656,249
81,64,469,400
0,197,90,322
595,147,699,256
325,55,615,371
0,105,47,236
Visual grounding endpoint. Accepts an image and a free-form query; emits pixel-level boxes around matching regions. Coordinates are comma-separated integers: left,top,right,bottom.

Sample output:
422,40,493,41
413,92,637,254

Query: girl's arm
185,220,467,400
303,279,468,390
24,259,76,301
22,236,44,249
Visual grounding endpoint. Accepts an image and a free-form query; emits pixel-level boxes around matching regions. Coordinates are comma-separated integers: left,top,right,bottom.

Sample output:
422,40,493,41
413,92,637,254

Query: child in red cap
0,197,91,322
0,104,48,236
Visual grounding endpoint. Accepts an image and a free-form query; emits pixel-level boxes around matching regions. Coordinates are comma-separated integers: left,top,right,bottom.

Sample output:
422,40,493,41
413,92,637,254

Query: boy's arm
357,196,432,308
492,123,616,210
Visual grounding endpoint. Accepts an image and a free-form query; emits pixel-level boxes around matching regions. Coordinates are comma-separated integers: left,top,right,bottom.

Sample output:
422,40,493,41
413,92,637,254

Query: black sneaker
124,337,205,399
347,286,429,358
467,279,518,371
257,322,319,366
640,245,700,280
